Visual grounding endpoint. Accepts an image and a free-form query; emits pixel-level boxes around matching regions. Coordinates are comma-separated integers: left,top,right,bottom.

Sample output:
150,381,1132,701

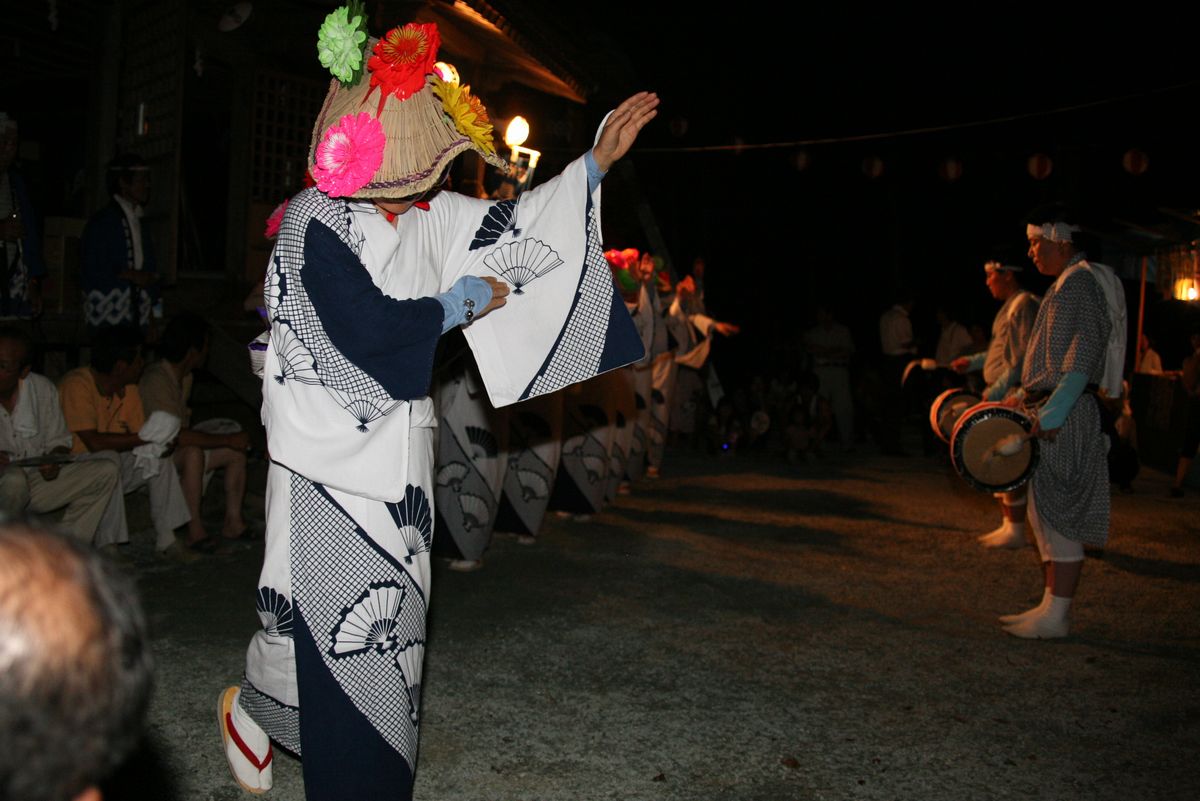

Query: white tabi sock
231,694,270,757
1003,595,1071,640
219,686,273,793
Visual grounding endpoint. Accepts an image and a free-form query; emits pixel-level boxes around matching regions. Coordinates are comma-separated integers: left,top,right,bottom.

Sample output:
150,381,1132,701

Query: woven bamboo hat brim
309,72,505,200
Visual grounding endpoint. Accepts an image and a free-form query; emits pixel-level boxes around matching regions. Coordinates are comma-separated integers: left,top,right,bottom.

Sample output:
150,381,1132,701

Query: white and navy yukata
494,391,563,538
240,152,642,800
433,363,506,561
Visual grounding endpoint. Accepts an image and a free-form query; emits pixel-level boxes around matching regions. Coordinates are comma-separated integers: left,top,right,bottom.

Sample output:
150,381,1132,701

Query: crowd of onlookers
3,115,253,558
0,316,252,561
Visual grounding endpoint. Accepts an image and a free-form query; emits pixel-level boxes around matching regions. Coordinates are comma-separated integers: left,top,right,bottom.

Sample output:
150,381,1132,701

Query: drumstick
901,358,950,386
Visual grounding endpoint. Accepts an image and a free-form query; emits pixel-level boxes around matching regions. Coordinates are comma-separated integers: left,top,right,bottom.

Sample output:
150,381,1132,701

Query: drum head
929,388,981,444
950,403,1039,493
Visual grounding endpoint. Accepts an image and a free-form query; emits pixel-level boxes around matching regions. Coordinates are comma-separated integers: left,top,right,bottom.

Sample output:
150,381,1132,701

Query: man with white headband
999,205,1126,639
951,255,1040,548
217,9,656,799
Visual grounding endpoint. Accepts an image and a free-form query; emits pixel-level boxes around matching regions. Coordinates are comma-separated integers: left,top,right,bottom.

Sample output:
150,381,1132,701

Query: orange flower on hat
367,22,440,112
430,75,497,158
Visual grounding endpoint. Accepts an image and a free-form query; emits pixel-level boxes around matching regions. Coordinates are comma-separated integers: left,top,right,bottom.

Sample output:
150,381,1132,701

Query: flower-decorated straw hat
309,2,505,199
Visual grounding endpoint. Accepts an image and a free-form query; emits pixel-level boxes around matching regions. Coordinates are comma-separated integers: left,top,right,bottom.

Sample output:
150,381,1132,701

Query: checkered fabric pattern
268,189,391,401
1022,263,1111,547
239,679,302,755
523,202,612,399
289,473,427,768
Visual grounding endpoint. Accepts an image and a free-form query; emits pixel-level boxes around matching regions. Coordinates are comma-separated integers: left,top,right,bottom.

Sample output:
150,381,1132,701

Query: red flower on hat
367,22,440,113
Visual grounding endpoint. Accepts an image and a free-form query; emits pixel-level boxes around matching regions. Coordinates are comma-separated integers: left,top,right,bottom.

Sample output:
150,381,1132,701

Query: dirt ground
105,447,1200,801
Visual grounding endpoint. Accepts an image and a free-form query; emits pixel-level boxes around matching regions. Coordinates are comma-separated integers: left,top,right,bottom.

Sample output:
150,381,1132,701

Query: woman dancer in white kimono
216,11,657,799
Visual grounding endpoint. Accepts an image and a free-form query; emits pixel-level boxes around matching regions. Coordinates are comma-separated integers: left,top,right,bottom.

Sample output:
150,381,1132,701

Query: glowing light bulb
505,116,529,148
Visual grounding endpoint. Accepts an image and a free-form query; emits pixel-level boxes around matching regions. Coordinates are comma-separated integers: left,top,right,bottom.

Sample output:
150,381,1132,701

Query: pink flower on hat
312,112,386,197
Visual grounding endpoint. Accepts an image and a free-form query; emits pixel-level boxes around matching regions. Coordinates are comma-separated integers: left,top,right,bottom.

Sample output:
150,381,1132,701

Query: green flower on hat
317,2,369,86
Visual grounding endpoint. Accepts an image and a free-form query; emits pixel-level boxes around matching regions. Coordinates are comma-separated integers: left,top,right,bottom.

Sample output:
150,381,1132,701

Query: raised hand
592,92,660,172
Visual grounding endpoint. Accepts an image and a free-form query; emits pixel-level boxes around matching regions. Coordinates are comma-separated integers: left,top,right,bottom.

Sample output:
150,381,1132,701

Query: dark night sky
580,8,1200,377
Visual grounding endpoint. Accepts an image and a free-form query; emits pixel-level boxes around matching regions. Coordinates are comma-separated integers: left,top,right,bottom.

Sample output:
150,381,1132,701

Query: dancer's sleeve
303,218,444,399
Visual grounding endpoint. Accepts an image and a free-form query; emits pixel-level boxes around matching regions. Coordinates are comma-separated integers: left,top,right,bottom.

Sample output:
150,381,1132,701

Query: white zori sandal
218,686,274,793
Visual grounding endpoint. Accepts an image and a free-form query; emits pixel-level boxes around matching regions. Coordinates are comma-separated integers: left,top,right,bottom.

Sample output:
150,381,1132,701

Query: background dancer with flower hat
217,6,657,799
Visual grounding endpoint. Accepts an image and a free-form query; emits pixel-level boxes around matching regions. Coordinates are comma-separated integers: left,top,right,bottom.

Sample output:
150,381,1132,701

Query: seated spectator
140,313,250,545
0,327,122,546
785,372,833,462
707,396,743,455
0,521,153,801
58,328,194,559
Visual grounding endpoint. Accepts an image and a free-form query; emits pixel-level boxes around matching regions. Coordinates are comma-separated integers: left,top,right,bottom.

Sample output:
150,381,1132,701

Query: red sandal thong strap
226,712,273,772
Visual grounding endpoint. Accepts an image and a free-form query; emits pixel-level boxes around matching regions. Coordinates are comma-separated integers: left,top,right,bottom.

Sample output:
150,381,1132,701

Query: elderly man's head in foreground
0,522,153,801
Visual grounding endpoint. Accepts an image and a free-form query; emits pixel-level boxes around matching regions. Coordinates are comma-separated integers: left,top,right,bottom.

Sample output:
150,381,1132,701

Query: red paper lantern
1027,153,1053,180
862,156,884,179
1122,148,1149,176
938,157,963,183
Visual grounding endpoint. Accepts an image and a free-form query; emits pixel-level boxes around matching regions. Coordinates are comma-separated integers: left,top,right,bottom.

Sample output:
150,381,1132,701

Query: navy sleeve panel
597,284,645,372
302,217,444,400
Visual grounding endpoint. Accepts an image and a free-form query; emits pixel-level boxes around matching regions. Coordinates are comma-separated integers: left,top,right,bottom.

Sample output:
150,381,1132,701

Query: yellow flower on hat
430,75,497,158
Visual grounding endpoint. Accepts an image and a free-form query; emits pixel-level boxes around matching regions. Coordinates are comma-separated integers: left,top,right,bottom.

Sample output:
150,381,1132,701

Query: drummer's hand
1031,419,1059,441
476,276,510,320
950,357,970,374
999,394,1022,409
592,92,660,172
